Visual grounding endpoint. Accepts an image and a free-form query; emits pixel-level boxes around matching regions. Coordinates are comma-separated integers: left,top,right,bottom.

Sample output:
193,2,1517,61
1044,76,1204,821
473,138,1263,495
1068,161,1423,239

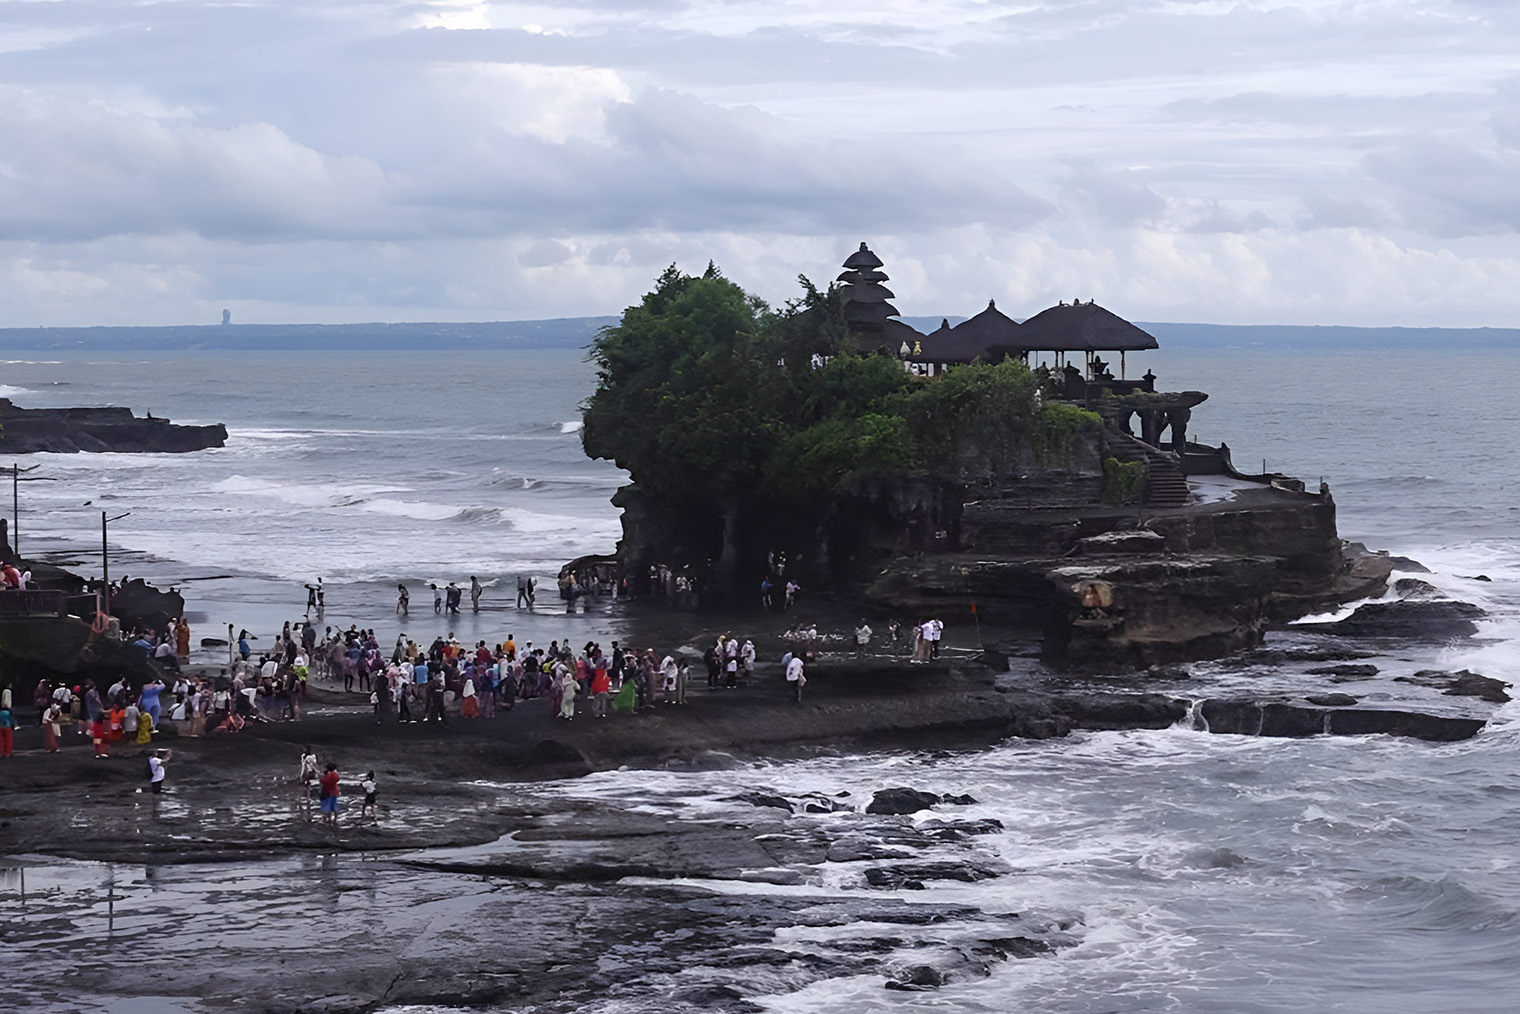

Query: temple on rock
568,240,1384,673
836,240,1260,508
843,242,1158,378
817,240,1387,668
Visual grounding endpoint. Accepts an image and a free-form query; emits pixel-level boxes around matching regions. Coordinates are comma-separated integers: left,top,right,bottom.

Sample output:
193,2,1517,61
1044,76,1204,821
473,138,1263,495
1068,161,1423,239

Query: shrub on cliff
1102,456,1144,504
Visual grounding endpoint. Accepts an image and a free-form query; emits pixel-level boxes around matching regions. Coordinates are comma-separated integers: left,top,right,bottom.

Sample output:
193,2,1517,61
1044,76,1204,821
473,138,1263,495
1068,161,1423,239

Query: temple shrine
836,241,1293,507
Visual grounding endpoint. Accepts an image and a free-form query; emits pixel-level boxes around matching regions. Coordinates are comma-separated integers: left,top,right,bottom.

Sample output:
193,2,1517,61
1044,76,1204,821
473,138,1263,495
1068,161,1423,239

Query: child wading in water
361,771,377,820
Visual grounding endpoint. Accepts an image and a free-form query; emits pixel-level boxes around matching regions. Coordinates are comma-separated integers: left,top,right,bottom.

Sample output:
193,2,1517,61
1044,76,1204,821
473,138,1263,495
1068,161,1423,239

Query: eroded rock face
862,486,1393,672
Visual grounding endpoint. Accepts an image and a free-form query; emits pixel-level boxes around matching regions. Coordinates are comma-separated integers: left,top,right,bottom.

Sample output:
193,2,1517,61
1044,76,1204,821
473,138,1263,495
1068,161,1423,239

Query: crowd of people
127,617,193,672
0,582,959,780
22,671,184,758
355,633,703,723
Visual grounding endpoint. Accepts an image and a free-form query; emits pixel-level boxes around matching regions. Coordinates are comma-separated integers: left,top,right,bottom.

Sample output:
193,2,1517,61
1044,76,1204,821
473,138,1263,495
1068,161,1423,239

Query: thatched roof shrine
905,299,1023,363
1019,301,1159,353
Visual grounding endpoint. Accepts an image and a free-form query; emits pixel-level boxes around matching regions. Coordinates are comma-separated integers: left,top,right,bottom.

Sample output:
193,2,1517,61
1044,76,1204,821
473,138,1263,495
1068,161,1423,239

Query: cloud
0,86,393,242
0,0,1519,326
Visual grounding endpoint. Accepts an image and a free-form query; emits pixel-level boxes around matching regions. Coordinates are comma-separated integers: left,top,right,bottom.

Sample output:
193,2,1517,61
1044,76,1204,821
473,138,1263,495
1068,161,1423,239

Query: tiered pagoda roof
838,243,922,348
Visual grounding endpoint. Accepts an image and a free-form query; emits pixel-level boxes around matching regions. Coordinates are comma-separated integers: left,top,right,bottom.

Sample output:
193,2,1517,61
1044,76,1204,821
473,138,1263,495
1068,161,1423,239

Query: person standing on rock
887,619,902,656
703,640,720,689
558,665,579,721
786,654,806,703
298,746,320,816
360,771,377,820
928,618,944,659
84,681,107,758
590,663,611,718
147,748,171,793
319,763,341,828
140,678,164,729
723,634,740,689
0,702,15,758
42,699,62,753
425,672,448,724
854,620,872,659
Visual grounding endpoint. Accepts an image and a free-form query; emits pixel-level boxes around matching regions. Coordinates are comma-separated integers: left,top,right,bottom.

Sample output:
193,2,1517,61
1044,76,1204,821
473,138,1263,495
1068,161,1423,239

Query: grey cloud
1367,137,1520,236
1182,205,1275,235
0,79,1049,244
1062,163,1166,226
2,0,1520,325
519,239,574,267
1162,91,1479,131
1297,192,1391,231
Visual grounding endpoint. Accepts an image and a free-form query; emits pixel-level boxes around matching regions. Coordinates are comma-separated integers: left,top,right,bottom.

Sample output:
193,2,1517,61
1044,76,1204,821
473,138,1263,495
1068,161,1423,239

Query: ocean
2,344,1518,1011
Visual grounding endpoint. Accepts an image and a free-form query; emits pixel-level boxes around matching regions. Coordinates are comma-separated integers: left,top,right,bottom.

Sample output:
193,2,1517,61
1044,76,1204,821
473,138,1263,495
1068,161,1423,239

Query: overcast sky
1,0,1517,327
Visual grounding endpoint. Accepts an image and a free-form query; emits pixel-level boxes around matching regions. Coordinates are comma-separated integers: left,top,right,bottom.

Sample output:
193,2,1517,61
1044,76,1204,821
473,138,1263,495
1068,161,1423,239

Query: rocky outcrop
1198,700,1484,741
1394,669,1511,703
1297,599,1486,639
866,788,945,815
0,398,226,453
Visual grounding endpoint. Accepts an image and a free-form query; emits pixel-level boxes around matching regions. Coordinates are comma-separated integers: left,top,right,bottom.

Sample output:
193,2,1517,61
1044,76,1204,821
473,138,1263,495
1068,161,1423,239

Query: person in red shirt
319,763,341,827
590,666,612,718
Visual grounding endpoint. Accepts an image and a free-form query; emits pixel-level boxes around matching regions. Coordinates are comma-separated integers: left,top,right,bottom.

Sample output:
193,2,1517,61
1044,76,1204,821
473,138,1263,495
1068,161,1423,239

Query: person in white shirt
660,654,684,704
854,621,872,659
723,636,740,689
147,748,172,794
928,618,944,659
360,771,378,819
785,655,805,703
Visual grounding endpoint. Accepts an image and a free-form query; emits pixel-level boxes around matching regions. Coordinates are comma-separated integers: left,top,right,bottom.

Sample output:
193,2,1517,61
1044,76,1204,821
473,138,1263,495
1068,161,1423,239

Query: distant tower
221,309,231,325
836,242,902,334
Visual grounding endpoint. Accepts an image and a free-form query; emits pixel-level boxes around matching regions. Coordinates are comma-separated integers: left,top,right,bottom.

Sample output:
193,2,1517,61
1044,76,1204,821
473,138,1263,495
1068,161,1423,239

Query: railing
0,588,67,617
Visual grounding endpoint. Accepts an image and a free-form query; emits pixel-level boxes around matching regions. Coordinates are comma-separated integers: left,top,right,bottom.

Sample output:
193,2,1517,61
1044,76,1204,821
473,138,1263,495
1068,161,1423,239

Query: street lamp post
101,510,131,616
1,463,55,557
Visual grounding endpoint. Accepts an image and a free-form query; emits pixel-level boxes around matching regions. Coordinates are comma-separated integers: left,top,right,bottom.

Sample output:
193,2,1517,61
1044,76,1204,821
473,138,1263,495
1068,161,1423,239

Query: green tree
583,263,1100,591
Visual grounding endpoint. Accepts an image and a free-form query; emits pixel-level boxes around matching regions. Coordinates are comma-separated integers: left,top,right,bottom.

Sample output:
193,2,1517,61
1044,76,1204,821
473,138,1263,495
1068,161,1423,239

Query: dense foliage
1102,456,1145,505
582,264,1100,516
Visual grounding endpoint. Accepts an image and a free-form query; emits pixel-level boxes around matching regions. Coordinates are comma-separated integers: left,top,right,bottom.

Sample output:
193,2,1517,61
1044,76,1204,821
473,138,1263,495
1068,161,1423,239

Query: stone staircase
1110,433,1191,508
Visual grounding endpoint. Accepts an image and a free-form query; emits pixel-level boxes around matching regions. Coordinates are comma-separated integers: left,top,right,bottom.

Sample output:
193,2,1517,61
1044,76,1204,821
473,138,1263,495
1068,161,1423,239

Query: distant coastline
1,316,1517,351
